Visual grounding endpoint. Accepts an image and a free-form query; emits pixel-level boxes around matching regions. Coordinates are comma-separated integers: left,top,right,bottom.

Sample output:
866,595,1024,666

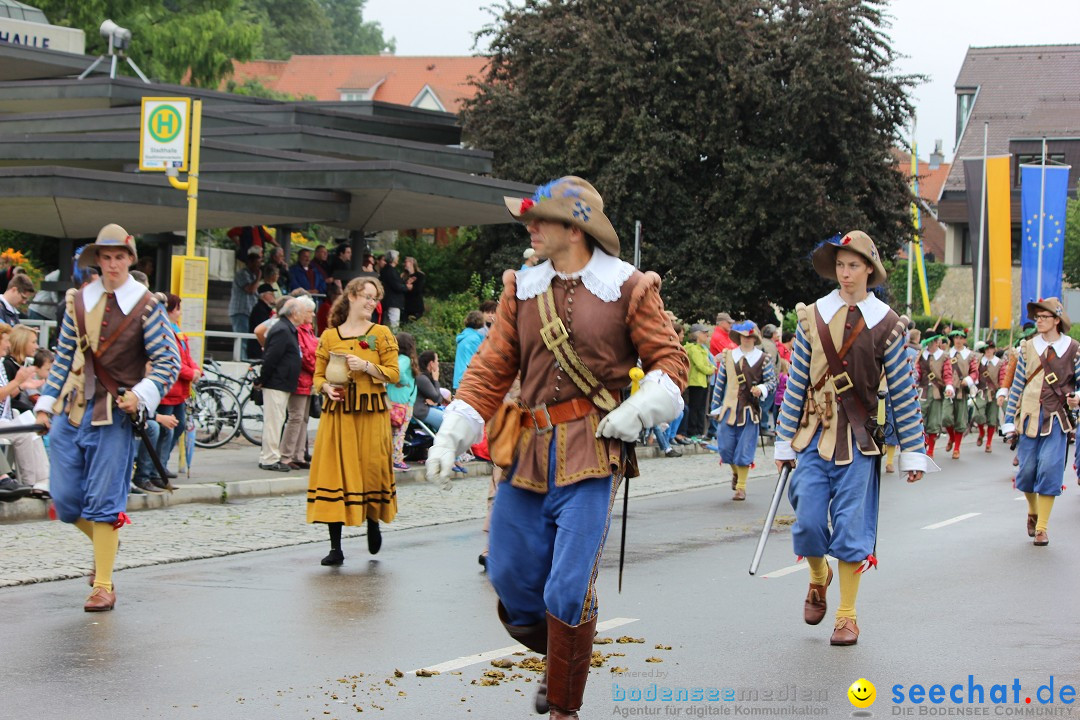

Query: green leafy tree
33,0,259,87
243,0,393,59
462,0,918,320
1063,195,1080,289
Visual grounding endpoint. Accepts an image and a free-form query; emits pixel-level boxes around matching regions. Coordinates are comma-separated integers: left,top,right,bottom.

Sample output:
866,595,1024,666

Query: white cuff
899,451,940,474
131,378,162,416
995,388,1008,399
33,395,57,415
643,370,684,418
709,407,723,418
963,377,976,390
1000,422,1016,435
755,383,769,398
945,384,955,396
774,439,795,461
444,399,485,446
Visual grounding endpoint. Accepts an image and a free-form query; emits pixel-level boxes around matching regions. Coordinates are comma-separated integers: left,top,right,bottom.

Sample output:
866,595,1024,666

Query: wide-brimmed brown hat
811,231,887,288
504,176,619,256
1028,297,1070,333
78,224,137,269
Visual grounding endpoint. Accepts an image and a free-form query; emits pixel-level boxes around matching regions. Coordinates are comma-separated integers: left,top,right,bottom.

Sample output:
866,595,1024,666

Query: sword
0,423,48,436
119,387,176,492
749,463,791,575
618,368,645,593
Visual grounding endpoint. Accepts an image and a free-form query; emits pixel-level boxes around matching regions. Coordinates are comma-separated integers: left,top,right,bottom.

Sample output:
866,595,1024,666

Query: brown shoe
1034,530,1049,546
732,488,746,501
803,564,832,625
1026,514,1037,538
546,612,596,719
885,463,895,473
84,586,116,612
830,617,859,646
951,447,960,460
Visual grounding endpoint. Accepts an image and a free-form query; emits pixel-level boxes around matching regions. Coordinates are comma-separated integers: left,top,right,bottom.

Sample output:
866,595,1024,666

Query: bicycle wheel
191,382,241,449
239,392,264,446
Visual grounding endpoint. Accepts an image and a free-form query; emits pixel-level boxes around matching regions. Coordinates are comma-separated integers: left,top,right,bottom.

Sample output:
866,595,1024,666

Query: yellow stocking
735,466,749,491
836,560,862,621
1035,495,1055,533
805,556,829,587
1024,492,1038,516
91,522,120,591
74,517,95,540
886,445,897,466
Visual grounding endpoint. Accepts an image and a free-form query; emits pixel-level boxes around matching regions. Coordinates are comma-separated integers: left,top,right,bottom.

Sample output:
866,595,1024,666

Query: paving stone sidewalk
0,449,775,587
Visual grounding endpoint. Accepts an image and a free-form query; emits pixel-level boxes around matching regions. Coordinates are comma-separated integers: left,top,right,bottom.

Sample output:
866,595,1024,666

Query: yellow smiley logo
848,678,876,708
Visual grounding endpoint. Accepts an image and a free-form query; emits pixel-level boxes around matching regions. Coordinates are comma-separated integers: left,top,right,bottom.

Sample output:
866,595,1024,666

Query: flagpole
974,122,988,340
1037,136,1047,299
907,119,916,316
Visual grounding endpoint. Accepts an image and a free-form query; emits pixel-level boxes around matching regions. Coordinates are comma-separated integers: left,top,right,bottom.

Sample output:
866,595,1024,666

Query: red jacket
162,328,200,406
296,323,318,395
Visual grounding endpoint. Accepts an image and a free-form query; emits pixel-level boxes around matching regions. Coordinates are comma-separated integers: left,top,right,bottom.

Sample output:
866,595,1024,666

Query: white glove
425,412,476,490
595,382,678,443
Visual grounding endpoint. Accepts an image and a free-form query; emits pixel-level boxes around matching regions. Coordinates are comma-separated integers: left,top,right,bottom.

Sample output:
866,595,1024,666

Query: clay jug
325,352,350,386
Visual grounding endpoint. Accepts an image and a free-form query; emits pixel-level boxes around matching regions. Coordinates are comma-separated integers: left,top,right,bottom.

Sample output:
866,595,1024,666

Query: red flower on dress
519,198,535,214
359,340,370,349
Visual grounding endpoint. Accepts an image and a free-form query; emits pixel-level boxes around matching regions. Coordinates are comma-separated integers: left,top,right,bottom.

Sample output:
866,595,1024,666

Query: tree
462,0,918,320
1063,195,1080,290
243,0,394,59
33,0,259,87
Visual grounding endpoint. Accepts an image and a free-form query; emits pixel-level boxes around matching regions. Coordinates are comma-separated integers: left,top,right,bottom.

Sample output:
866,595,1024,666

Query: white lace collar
1032,334,1073,357
516,250,635,303
981,356,1000,366
81,276,147,314
732,347,763,365
815,289,890,329
949,347,971,360
923,348,944,360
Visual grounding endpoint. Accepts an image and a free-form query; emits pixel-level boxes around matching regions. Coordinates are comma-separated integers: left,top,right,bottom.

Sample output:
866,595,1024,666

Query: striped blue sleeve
777,322,811,443
141,302,181,398
40,308,77,403
762,355,777,396
1003,352,1027,425
710,352,727,415
884,332,924,453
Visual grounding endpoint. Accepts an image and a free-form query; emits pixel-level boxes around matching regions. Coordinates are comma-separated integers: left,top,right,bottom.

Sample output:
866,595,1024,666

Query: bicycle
188,381,242,449
203,358,264,446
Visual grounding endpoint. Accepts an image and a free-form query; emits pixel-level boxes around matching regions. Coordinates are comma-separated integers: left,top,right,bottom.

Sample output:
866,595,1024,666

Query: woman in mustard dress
307,277,400,566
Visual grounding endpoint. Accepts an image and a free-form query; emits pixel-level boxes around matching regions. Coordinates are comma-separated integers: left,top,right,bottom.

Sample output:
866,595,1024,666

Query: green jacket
685,341,715,388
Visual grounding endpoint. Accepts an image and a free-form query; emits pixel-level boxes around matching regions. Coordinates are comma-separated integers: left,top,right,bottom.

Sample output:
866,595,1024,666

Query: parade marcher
775,231,936,647
972,340,1005,453
944,329,978,459
33,224,180,611
425,177,689,719
709,321,776,500
916,333,954,458
1001,298,1079,547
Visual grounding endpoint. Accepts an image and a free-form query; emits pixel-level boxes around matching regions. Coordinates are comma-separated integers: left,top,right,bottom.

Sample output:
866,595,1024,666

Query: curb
0,439,729,524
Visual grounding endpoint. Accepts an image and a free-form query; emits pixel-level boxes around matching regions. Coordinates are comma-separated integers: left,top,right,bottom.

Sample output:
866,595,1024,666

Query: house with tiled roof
892,145,950,262
229,55,488,114
937,45,1080,267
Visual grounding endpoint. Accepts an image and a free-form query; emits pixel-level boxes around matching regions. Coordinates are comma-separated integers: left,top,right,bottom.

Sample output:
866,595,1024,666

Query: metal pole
633,220,642,268
907,124,916,315
973,122,988,339
1037,137,1047,300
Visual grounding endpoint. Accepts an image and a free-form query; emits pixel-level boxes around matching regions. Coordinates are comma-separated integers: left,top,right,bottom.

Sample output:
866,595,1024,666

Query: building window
956,91,976,144
961,225,971,265
1015,154,1067,187
340,90,369,102
962,223,1023,267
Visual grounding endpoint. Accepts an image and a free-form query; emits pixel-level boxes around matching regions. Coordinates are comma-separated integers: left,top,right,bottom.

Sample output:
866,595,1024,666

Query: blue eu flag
1020,164,1070,323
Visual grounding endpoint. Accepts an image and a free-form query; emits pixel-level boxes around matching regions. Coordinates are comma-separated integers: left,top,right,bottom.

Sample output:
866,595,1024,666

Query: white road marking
409,616,639,675
1015,496,1027,501
760,561,808,578
922,512,981,530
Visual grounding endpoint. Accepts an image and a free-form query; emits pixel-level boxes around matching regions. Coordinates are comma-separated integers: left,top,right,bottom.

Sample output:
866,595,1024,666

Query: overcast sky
363,0,1080,162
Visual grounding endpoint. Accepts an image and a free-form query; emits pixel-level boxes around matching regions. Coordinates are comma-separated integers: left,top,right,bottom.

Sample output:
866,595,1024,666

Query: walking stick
749,464,791,575
618,368,645,593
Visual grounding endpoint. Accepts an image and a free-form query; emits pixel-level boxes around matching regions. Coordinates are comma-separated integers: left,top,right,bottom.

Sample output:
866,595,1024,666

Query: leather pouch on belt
487,401,527,469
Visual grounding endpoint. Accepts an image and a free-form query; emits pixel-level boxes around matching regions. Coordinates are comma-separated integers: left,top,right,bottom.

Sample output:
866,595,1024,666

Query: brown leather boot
1034,530,1049,546
84,585,116,612
830,617,859,646
1026,514,1037,538
732,489,746,501
546,612,597,719
803,564,832,625
498,602,549,713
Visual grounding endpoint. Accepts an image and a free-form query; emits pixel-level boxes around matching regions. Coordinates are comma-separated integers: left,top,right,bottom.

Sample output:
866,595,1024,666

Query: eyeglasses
1033,314,1056,320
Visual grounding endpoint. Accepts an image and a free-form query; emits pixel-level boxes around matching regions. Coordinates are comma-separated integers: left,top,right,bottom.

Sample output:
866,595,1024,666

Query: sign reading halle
139,97,191,172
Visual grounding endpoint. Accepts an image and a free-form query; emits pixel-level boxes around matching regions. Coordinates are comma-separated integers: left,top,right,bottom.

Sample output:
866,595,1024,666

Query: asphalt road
2,444,1078,719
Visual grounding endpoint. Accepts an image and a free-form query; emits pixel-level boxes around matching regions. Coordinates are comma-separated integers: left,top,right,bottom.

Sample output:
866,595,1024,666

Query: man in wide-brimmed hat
942,328,978,459
1001,297,1080,547
774,231,937,647
916,333,954,458
971,339,1006,453
709,320,776,500
426,176,689,718
33,223,180,612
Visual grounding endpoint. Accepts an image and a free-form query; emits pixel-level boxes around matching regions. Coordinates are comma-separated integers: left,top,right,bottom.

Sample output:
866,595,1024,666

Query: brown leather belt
521,397,597,434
